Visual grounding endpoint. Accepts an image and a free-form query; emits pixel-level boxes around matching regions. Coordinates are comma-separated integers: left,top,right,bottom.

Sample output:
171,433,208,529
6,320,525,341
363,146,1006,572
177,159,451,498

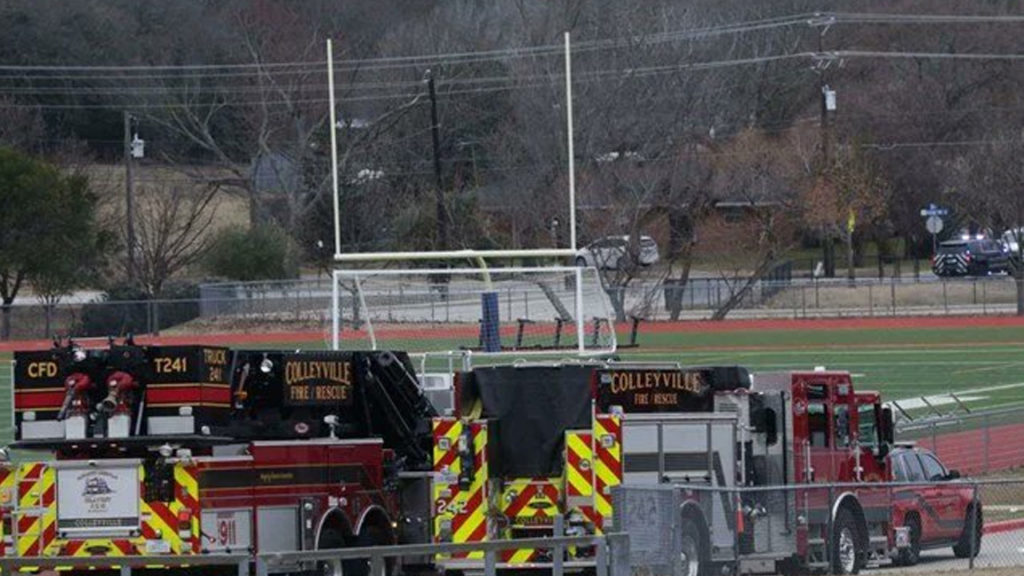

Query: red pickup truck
890,446,983,566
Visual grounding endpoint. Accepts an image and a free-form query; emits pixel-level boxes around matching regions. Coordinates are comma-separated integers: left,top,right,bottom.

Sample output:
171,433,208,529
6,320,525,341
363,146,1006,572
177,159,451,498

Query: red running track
917,421,1024,475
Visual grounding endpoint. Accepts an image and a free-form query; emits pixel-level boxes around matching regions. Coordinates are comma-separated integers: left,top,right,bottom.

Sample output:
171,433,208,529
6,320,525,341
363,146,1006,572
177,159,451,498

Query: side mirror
881,407,895,445
877,442,889,459
947,469,961,480
762,408,778,446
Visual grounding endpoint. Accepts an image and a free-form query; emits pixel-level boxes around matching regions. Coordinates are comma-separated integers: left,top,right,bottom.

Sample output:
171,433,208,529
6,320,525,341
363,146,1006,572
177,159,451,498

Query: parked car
890,446,982,566
574,235,659,270
932,237,1009,277
1001,228,1024,259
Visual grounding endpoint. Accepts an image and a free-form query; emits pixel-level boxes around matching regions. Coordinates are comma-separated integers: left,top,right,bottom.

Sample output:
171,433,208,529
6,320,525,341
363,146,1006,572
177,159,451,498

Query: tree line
3,0,1024,329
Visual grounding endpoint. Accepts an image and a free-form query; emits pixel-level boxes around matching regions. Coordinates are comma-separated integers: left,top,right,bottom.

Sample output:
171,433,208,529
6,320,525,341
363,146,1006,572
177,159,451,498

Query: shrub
203,224,296,282
76,281,200,337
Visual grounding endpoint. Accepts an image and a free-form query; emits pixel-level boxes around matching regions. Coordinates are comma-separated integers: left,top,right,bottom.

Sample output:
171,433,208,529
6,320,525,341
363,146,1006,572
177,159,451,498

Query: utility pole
815,21,836,278
426,70,447,251
123,111,137,282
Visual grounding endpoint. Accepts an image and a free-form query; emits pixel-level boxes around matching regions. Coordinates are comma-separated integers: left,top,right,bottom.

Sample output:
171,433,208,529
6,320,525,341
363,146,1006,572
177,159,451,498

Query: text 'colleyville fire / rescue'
605,370,706,407
284,359,353,403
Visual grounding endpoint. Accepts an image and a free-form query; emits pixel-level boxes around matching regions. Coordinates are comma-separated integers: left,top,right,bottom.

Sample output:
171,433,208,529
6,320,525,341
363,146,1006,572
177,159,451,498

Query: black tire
895,514,921,566
679,517,710,576
575,256,587,267
316,527,383,576
831,508,862,575
953,505,983,559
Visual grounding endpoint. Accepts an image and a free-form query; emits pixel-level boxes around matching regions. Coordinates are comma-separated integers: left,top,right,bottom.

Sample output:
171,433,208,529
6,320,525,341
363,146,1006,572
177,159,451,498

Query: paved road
882,528,1024,573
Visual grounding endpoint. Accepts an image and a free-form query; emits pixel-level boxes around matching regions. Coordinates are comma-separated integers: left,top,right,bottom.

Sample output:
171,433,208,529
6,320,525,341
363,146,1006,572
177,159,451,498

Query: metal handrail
259,533,624,563
257,532,630,576
0,553,250,574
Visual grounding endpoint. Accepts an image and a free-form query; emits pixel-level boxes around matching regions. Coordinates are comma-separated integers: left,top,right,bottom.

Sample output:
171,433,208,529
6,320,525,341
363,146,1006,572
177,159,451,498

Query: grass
627,326,1024,407
2,321,1023,445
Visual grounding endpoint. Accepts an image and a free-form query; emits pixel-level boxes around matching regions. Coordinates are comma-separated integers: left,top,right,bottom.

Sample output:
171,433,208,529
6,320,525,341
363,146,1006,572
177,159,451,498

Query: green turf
2,323,1022,445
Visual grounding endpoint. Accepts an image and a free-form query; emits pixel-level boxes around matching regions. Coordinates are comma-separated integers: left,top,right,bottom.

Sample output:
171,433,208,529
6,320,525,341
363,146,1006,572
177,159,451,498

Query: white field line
888,381,1024,409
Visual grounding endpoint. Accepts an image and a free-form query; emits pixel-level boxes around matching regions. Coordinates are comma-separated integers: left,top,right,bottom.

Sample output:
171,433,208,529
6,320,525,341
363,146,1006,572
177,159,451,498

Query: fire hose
57,373,94,420
98,371,138,415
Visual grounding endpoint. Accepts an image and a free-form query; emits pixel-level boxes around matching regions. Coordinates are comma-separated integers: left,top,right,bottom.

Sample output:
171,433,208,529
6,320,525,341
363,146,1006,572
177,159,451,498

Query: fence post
484,549,497,576
596,536,609,576
370,553,384,576
734,488,742,576
152,300,160,336
969,482,978,570
890,278,896,316
553,514,564,576
983,413,991,474
868,284,873,317
607,533,629,576
943,279,949,314
826,484,835,575
982,280,988,315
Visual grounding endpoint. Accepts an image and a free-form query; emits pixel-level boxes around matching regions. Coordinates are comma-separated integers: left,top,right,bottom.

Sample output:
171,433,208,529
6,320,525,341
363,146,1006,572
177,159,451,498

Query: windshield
858,404,879,448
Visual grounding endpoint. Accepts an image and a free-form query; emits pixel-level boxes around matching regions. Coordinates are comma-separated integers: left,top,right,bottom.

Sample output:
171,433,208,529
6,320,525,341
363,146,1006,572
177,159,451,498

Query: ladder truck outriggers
3,339,438,575
431,362,902,575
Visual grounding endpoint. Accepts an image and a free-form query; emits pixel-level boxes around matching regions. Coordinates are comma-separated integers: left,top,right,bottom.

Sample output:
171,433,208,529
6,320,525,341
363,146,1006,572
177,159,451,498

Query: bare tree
951,131,1024,315
709,128,803,320
131,182,220,298
803,142,890,281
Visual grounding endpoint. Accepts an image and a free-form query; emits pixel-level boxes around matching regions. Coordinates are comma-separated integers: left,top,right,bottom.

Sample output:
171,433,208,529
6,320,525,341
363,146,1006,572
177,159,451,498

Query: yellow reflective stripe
70,540,126,557
174,465,198,500
593,418,622,464
452,495,486,543
508,548,536,564
433,419,462,476
566,434,592,497
16,519,40,555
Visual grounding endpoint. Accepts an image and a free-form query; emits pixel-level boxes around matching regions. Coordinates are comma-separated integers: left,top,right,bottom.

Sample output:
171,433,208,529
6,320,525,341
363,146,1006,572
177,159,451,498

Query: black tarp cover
466,365,594,478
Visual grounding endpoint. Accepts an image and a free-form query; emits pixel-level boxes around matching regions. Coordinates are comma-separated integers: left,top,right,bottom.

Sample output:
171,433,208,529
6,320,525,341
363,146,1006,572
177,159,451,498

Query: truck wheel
679,517,709,576
316,527,380,576
895,515,921,566
953,505,983,559
831,508,862,575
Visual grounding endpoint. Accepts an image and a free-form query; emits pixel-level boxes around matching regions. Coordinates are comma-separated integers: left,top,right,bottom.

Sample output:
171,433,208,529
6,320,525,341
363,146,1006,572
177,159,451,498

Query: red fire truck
431,363,905,575
3,340,437,574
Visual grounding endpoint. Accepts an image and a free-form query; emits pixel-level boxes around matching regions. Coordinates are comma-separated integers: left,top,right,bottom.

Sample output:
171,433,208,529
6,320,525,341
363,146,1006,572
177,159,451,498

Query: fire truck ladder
362,351,439,469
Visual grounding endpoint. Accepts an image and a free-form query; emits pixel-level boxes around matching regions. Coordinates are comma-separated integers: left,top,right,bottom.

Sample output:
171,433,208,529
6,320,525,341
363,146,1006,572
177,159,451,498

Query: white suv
574,235,660,270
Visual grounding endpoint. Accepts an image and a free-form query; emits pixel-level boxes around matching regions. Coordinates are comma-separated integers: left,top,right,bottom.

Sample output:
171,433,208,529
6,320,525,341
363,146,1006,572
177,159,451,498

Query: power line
0,13,816,76
831,49,1024,61
832,12,1024,25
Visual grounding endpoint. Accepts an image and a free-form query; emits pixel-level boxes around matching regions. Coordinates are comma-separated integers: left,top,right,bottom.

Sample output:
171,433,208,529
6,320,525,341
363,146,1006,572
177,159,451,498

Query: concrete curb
983,518,1024,535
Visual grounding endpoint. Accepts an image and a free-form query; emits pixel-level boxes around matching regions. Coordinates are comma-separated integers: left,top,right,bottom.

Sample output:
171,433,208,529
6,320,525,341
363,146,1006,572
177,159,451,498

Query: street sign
920,203,949,217
926,215,944,234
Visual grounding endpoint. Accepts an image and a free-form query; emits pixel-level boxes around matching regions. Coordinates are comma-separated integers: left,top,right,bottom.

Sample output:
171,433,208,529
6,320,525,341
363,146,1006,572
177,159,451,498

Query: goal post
329,266,616,356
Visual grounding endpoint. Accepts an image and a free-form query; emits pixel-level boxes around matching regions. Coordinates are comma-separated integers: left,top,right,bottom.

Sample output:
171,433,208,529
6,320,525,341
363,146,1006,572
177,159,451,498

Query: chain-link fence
614,479,1024,576
897,408,1024,477
1,275,1022,342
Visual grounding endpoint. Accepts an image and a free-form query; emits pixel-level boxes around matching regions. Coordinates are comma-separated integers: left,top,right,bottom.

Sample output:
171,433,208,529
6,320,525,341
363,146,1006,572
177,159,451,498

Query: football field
1,317,1022,445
